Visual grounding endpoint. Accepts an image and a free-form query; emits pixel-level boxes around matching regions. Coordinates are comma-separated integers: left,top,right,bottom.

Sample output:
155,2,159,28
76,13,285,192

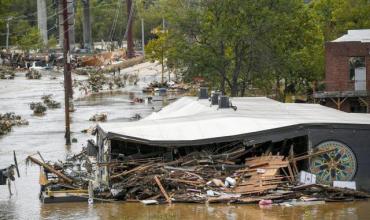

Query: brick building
314,29,370,113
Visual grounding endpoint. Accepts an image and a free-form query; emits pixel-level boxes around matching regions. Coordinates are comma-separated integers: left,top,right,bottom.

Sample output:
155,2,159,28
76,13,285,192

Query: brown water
0,71,370,220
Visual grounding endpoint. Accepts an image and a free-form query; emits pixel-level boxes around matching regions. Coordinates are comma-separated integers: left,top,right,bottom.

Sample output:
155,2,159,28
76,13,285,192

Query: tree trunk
220,74,226,94
275,76,280,101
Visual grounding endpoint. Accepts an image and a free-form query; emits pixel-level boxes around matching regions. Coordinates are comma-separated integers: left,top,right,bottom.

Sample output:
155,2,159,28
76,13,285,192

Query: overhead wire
109,0,123,42
0,2,120,37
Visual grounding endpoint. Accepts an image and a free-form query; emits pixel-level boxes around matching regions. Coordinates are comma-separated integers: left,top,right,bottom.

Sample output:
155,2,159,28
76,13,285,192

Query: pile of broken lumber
26,143,370,205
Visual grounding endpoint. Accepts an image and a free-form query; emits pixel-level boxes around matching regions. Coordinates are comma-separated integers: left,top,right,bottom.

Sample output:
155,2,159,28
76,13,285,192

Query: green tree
16,27,43,52
145,28,169,83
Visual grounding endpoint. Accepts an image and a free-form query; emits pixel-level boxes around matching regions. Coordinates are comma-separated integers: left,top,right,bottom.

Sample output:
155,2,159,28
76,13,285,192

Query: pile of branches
0,66,15,79
89,113,107,122
41,94,61,109
30,102,47,115
26,69,42,79
74,68,140,94
0,112,28,135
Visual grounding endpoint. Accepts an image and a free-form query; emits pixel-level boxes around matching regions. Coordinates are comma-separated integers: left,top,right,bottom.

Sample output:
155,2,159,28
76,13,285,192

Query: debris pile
0,66,15,79
30,102,47,115
142,81,190,93
41,94,61,109
89,113,107,122
0,113,28,135
27,141,370,204
26,69,42,79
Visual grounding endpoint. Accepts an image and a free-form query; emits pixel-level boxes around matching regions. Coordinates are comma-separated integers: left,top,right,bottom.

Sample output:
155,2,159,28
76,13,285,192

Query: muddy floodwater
0,71,370,220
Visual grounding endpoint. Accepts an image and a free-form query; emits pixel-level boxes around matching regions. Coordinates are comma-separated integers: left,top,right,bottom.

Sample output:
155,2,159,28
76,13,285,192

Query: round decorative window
309,141,357,184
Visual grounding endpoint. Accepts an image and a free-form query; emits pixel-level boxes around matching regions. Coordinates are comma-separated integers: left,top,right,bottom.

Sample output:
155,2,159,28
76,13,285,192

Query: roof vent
211,91,222,105
198,87,208,99
218,96,230,108
218,96,237,110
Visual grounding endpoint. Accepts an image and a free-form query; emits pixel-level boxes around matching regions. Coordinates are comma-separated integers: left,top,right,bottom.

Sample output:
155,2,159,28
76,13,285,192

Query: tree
145,28,171,83
16,27,43,52
151,0,324,98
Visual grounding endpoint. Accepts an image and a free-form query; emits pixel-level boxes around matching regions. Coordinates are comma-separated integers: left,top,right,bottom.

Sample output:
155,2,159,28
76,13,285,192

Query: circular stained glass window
309,141,357,185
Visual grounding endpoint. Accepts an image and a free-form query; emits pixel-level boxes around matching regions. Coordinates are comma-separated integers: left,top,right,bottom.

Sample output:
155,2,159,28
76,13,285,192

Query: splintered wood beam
27,156,73,184
290,148,335,162
154,175,171,204
110,162,154,180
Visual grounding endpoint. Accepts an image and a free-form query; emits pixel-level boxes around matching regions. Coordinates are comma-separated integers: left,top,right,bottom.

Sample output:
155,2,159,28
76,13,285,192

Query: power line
0,2,55,21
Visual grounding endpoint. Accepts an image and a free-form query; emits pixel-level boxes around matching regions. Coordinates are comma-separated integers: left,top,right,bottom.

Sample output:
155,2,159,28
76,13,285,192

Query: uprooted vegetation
0,112,28,135
26,69,42,79
89,113,107,122
30,102,47,115
74,68,140,94
0,66,15,79
41,94,61,109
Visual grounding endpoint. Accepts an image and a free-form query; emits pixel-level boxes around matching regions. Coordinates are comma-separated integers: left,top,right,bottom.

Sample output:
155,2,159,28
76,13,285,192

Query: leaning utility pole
62,0,72,145
126,0,134,58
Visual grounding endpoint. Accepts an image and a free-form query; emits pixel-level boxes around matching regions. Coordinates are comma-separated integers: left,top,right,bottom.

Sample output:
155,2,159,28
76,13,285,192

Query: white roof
99,97,370,143
332,29,370,43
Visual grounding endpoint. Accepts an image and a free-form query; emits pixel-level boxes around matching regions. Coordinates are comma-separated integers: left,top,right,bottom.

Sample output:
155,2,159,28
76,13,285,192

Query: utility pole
62,0,72,145
58,0,75,50
37,0,48,45
126,0,134,58
5,18,11,50
82,0,92,51
141,18,145,58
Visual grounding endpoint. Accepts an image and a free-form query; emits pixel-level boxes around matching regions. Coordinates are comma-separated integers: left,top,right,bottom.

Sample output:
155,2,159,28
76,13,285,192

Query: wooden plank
27,156,73,184
110,162,154,180
290,149,335,162
154,175,171,204
165,178,204,186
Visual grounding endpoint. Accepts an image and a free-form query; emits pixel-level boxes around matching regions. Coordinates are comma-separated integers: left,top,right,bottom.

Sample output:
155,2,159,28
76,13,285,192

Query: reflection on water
36,201,370,220
0,71,370,219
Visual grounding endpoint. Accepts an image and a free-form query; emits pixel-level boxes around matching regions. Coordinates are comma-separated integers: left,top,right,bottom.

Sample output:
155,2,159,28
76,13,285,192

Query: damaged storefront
92,97,370,202
32,96,370,203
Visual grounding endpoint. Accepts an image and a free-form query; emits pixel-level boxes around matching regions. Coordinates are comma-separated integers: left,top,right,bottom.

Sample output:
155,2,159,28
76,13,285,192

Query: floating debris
130,113,142,121
30,102,47,115
0,66,15,79
41,94,61,109
0,113,28,135
89,113,107,122
26,69,42,79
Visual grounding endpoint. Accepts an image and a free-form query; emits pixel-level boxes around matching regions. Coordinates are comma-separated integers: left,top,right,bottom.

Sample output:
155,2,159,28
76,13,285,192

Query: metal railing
313,80,369,98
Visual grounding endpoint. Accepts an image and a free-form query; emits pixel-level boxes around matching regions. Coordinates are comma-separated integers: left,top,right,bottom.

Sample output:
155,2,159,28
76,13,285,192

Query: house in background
314,29,370,113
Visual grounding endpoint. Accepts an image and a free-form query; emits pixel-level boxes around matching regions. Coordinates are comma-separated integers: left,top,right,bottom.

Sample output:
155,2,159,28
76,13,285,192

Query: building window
349,57,365,80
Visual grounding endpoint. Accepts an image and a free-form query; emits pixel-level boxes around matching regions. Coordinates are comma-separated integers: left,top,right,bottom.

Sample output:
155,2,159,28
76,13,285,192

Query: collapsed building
32,94,370,203
96,96,370,191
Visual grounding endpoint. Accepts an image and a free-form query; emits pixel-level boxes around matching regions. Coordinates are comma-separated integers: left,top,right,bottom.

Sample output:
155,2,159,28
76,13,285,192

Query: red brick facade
325,41,370,91
317,41,370,113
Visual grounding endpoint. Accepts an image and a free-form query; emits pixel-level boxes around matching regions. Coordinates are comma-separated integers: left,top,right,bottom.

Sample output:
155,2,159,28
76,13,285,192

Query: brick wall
325,41,370,91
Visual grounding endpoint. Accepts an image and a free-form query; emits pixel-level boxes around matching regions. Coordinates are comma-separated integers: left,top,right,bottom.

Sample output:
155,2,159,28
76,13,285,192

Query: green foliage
17,27,43,52
145,0,325,97
47,35,57,49
310,0,370,41
145,29,171,68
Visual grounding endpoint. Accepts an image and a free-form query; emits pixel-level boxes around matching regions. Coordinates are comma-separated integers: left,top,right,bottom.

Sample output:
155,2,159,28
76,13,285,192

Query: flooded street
0,70,370,220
